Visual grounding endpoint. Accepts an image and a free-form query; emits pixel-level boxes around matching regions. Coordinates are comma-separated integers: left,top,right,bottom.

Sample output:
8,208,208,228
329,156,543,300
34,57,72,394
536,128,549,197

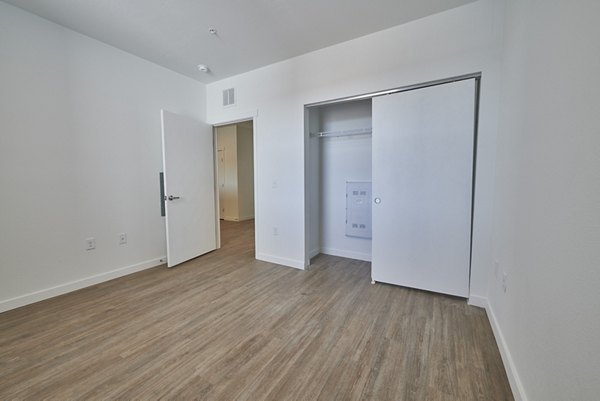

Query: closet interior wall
307,99,373,263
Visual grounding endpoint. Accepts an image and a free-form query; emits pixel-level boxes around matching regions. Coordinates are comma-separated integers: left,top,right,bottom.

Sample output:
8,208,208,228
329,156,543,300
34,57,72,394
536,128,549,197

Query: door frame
216,147,225,220
303,73,481,292
210,112,259,255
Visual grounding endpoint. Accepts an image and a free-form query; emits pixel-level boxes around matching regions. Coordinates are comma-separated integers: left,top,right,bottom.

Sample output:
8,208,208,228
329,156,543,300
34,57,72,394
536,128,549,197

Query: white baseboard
0,257,166,313
477,297,528,401
221,216,254,222
256,253,305,270
467,294,487,308
320,247,371,262
308,248,320,259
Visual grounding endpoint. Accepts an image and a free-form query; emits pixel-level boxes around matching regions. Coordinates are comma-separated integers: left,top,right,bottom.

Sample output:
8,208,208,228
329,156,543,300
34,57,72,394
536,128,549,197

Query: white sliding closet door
371,79,475,297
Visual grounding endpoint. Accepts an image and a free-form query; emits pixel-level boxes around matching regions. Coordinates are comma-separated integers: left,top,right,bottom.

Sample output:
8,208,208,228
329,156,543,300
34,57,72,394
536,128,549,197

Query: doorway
214,120,256,254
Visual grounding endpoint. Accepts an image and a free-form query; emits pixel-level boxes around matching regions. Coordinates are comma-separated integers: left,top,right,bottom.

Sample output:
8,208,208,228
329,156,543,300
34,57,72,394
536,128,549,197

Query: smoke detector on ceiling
197,64,209,73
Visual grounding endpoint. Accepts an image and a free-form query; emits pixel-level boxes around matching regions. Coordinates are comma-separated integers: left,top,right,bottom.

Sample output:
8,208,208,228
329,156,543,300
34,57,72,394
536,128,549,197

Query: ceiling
3,0,476,83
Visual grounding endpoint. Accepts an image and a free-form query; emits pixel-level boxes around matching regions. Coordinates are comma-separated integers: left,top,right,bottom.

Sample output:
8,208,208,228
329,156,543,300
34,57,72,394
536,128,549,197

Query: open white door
371,79,475,297
161,110,217,267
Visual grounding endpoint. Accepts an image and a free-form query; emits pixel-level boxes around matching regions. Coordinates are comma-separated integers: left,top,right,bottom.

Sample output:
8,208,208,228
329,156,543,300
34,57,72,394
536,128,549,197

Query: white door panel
371,80,475,297
161,110,217,267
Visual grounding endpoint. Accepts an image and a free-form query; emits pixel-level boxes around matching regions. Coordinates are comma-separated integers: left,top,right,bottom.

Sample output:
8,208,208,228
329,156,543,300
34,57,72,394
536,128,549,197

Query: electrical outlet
118,233,127,245
502,272,508,293
85,237,96,251
494,260,500,278
273,227,279,236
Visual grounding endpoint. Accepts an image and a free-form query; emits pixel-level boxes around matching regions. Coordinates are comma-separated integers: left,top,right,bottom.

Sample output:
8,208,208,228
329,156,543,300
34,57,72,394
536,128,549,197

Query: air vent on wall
222,88,235,107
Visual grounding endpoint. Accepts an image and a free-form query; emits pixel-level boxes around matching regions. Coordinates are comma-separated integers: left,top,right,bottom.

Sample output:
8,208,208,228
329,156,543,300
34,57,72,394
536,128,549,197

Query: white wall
488,1,600,400
0,2,206,311
316,100,372,261
206,0,505,298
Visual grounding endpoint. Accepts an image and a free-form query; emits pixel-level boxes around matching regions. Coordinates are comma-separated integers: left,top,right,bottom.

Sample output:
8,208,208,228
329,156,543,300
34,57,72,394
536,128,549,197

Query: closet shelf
309,127,372,138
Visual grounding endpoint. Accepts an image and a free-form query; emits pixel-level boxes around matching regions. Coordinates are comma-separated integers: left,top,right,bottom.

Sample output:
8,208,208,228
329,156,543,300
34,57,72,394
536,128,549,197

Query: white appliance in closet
371,79,475,297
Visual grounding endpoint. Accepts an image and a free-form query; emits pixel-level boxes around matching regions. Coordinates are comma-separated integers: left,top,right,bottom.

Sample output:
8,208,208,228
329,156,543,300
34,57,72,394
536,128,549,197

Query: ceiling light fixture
197,64,209,73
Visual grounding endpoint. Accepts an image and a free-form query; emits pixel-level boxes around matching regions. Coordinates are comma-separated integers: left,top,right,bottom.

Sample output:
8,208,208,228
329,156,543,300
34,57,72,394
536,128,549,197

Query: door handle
374,197,381,204
167,195,181,201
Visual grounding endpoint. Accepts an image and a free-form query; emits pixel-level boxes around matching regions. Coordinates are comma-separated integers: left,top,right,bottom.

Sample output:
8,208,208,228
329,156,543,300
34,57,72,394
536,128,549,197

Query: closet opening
304,73,481,298
305,99,373,266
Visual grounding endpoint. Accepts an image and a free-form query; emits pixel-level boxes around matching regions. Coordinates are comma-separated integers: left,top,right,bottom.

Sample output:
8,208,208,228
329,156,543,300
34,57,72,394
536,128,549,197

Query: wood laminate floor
0,220,513,400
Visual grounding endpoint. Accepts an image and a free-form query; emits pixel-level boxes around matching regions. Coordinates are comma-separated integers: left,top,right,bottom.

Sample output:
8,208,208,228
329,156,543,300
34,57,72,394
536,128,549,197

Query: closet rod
310,127,372,138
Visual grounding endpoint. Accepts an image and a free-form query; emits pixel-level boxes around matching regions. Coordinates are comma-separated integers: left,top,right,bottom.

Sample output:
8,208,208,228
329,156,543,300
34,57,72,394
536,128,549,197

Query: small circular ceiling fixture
208,28,217,35
197,64,209,73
